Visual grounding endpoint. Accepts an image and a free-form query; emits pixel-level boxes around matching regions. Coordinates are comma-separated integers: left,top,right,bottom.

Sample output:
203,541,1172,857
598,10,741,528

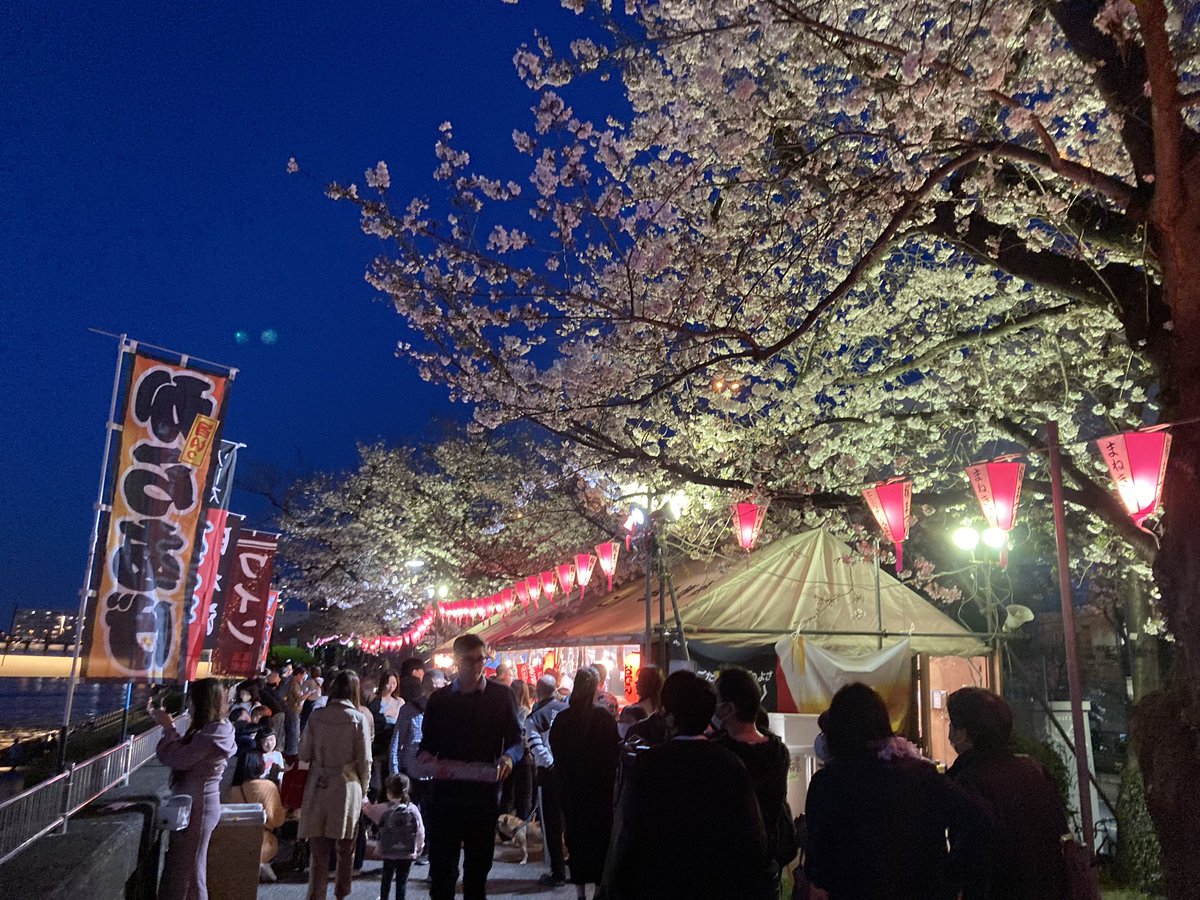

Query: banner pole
59,334,128,771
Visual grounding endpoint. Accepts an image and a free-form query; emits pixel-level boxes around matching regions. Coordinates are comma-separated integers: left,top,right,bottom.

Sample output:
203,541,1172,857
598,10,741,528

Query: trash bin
205,802,267,900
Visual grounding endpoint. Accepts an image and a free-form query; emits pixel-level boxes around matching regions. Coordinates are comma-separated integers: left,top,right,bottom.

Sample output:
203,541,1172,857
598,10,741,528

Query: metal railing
0,712,188,867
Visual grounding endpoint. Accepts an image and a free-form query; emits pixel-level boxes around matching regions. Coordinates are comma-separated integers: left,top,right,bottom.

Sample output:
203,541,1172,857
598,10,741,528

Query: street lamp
950,523,1011,691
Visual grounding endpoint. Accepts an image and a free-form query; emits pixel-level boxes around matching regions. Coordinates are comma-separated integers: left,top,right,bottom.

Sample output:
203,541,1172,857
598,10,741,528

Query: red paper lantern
595,541,619,591
575,553,597,599
964,460,1025,566
500,587,514,611
731,501,768,552
540,570,558,605
1097,428,1172,528
525,576,543,609
862,478,912,573
556,562,576,598
514,581,530,609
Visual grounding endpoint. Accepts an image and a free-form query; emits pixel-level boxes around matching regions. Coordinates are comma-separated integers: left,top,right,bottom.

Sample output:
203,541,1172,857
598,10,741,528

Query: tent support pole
657,549,667,672
643,535,654,666
1047,420,1095,850
664,570,690,662
874,539,883,650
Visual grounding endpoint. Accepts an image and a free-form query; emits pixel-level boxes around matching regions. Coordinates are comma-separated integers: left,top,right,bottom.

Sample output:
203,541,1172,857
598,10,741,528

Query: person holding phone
150,678,237,900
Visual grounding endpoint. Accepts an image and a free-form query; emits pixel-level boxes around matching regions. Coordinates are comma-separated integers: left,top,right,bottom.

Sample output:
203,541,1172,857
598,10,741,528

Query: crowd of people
149,638,1078,900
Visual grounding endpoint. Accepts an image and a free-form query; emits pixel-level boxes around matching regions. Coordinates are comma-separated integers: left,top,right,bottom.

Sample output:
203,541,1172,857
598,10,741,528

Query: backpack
378,803,420,860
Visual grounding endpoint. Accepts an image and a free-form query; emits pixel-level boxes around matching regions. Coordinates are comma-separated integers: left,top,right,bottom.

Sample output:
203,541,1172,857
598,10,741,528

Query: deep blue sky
0,3,615,627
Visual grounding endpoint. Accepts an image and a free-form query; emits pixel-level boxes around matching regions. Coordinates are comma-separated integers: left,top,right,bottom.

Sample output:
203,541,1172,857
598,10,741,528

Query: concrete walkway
258,845,580,899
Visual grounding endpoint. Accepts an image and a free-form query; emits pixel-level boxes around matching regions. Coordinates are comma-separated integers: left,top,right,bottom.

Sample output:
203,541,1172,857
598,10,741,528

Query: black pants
380,858,414,900
426,797,499,900
537,767,566,880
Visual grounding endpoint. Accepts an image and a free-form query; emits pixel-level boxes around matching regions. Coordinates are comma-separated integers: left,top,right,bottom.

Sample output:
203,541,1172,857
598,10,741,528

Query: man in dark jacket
611,671,772,900
947,687,1070,899
419,634,523,900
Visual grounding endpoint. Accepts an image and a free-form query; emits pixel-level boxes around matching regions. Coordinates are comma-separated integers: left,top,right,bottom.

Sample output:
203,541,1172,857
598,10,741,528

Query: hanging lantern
500,587,514,611
964,460,1025,567
575,553,597,599
622,650,641,705
862,478,912,574
595,541,619,591
514,581,530,609
1097,428,1172,528
731,501,768,552
525,576,542,610
556,562,577,598
540,570,559,605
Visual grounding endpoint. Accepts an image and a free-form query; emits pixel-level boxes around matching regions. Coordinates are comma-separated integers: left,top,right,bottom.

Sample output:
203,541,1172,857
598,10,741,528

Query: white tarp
775,636,913,728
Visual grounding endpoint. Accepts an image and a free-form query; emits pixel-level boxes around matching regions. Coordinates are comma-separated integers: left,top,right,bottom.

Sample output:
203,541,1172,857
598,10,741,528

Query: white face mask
814,732,832,764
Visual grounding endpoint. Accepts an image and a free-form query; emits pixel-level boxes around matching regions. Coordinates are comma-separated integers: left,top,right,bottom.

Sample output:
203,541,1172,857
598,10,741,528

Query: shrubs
1117,754,1165,896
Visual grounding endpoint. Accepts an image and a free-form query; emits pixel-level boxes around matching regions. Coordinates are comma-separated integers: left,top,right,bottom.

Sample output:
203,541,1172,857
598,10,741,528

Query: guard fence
0,712,189,867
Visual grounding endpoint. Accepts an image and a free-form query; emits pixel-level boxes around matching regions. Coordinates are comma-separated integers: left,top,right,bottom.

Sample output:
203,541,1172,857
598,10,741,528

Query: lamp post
951,524,1010,692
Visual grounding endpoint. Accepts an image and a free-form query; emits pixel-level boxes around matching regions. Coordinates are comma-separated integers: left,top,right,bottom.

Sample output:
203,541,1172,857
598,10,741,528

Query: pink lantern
964,460,1025,566
575,553,597,599
595,541,619,591
526,575,542,605
540,570,558,605
1097,428,1172,528
862,478,912,574
731,501,768,552
514,581,530,609
556,562,576,598
500,587,514,611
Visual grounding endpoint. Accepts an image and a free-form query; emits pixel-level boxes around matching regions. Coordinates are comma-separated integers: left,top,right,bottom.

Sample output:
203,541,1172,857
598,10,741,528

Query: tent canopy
460,529,987,658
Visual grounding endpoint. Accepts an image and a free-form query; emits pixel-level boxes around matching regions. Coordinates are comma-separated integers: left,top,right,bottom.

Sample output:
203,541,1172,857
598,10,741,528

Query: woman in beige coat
298,669,371,900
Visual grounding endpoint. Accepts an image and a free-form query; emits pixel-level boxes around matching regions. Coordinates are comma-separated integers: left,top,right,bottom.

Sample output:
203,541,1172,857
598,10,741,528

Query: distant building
9,608,77,642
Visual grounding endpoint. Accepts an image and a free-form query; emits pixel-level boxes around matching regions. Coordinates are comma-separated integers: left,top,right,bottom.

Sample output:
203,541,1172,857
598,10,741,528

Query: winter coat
298,699,371,840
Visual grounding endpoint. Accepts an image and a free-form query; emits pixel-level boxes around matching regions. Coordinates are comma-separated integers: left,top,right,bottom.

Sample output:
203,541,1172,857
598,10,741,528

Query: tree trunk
1125,575,1161,701
1139,179,1200,898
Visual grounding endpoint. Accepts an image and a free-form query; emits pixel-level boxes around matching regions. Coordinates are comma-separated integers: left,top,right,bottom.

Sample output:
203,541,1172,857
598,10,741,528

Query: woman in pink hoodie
151,678,237,900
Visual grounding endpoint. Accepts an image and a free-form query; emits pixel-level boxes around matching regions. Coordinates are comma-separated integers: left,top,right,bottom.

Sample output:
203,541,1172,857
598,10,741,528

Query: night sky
0,3,615,627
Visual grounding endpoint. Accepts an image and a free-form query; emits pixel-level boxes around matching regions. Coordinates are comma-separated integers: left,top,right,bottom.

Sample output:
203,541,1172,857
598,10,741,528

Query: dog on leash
496,813,541,864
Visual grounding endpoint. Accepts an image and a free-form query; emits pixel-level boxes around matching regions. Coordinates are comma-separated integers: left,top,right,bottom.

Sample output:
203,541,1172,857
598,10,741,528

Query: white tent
678,528,987,657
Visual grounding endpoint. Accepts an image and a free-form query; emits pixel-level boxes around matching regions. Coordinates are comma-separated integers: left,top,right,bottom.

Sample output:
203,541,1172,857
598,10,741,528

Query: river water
0,678,149,745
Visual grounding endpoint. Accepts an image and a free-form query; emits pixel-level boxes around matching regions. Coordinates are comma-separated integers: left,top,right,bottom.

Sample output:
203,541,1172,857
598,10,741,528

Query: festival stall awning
480,529,986,658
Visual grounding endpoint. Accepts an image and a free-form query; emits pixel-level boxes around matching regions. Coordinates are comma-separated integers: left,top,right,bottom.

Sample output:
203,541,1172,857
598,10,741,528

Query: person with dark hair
947,687,1069,899
804,682,991,899
299,669,372,900
590,662,619,717
151,678,237,900
528,673,569,887
714,667,794,878
418,633,523,900
504,679,536,821
363,773,426,900
611,670,772,899
370,669,404,796
549,668,619,898
400,657,426,681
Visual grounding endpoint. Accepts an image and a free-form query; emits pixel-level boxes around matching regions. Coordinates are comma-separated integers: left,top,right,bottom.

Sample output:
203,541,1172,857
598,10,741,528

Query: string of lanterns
309,425,1170,651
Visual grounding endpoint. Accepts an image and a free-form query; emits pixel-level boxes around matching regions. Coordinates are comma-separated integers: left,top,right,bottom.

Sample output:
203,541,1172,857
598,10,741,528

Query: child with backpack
363,773,425,900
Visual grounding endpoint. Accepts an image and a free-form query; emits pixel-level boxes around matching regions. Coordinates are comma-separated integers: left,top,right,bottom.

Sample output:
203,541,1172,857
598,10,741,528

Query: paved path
258,844,580,899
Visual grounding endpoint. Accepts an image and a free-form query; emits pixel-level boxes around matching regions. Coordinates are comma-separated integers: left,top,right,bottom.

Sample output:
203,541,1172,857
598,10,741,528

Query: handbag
280,764,309,809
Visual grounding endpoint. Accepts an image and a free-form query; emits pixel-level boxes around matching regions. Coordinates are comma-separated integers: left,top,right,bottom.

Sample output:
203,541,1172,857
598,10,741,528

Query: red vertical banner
202,513,243,651
184,441,241,680
82,348,231,681
257,590,280,672
210,529,278,678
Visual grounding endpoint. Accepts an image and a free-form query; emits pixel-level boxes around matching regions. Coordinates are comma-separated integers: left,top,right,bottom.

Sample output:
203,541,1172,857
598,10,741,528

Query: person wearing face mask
713,667,794,883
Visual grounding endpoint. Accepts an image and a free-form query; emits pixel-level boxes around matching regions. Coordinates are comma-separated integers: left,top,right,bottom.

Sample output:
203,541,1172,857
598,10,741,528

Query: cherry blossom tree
328,1,1199,886
275,431,611,633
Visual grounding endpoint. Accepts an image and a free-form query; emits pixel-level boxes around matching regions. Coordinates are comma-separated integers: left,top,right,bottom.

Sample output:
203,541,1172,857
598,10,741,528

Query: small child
257,729,285,783
363,773,425,900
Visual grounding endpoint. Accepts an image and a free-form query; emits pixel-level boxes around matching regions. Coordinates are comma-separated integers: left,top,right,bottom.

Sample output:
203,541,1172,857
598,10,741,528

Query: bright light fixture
982,526,1007,550
437,584,449,599
952,526,980,551
405,559,425,570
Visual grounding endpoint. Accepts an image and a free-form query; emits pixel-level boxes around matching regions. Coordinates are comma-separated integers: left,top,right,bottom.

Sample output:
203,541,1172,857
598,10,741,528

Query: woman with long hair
505,679,536,820
368,668,403,795
151,678,237,900
299,669,371,900
549,667,619,899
